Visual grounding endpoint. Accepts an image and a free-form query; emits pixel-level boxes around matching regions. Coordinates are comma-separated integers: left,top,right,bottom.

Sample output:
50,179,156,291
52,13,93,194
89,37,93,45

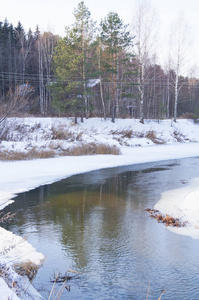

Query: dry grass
0,122,42,142
145,208,186,227
0,212,17,223
0,148,56,161
51,126,83,142
0,142,120,161
145,130,165,144
48,272,70,300
26,148,56,159
111,129,134,138
180,112,195,119
172,130,186,142
0,263,10,281
146,281,166,300
51,127,74,141
65,143,121,156
14,261,39,281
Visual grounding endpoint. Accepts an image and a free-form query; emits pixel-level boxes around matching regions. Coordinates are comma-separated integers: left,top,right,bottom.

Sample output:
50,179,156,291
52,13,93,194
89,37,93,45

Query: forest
0,1,199,123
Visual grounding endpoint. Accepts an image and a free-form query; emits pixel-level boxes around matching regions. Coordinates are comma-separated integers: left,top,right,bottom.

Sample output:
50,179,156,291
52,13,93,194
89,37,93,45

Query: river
2,157,199,299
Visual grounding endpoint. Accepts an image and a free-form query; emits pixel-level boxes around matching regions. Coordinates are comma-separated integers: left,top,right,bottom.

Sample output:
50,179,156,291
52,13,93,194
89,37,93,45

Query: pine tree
100,12,133,122
52,1,96,121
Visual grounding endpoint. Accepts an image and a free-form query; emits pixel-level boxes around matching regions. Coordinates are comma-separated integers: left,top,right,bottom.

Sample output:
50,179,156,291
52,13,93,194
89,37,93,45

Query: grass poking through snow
64,143,121,156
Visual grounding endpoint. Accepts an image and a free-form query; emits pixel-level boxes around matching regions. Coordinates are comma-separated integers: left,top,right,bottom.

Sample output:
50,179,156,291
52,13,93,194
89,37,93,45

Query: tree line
0,1,199,123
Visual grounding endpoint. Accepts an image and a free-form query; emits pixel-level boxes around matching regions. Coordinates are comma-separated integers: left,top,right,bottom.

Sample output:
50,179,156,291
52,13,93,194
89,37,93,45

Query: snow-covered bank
1,117,199,157
0,226,44,299
1,117,199,299
1,142,199,210
154,176,199,239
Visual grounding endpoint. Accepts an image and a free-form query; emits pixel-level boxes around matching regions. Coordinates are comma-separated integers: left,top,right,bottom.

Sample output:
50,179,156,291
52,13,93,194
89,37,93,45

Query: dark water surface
2,158,199,299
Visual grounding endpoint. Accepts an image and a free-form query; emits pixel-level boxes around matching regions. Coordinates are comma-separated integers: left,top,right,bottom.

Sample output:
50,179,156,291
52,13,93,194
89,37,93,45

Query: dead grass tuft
65,143,121,156
111,129,133,138
0,212,17,223
0,148,56,161
26,148,55,159
0,142,120,161
51,126,83,142
172,130,185,142
51,126,74,141
14,261,39,281
180,112,195,119
0,263,10,280
145,130,165,144
145,208,186,227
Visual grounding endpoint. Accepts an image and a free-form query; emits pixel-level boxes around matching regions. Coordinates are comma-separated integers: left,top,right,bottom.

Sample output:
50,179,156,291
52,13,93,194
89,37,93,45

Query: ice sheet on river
154,176,199,239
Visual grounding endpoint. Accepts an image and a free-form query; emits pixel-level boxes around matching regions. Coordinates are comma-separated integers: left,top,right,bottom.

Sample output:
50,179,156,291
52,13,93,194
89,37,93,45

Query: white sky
1,0,199,74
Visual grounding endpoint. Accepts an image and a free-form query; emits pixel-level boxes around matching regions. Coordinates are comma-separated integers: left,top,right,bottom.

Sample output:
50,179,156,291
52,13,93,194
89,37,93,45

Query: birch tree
169,15,190,122
132,2,157,123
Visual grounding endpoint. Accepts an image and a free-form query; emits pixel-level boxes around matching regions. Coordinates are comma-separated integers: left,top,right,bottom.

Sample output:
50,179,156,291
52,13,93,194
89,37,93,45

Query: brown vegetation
65,143,121,156
0,263,10,282
172,130,186,142
145,208,186,227
51,127,75,141
111,129,134,138
145,130,165,144
0,212,17,223
0,149,56,161
0,143,121,161
0,85,34,126
14,261,39,281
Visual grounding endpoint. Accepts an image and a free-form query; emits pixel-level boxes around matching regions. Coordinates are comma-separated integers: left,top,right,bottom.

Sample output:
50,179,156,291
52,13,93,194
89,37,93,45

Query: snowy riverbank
1,117,199,298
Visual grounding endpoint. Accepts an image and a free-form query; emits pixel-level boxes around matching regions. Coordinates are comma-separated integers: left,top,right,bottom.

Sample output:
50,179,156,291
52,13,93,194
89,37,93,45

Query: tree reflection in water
2,158,199,299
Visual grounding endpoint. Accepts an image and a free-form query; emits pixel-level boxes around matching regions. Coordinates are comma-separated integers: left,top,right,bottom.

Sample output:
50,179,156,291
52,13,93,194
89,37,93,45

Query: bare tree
0,84,34,134
37,32,58,114
132,1,158,123
169,14,190,122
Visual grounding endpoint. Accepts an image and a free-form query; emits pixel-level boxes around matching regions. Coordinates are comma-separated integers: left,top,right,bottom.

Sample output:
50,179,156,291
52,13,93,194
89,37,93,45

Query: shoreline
1,141,199,297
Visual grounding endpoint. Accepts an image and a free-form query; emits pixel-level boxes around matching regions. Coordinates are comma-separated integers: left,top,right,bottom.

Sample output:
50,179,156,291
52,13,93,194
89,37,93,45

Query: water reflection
2,158,199,299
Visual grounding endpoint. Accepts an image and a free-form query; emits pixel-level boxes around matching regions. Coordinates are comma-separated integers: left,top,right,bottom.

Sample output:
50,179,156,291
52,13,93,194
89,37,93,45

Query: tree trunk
38,40,44,114
174,71,179,122
100,79,106,120
111,103,115,123
75,113,78,124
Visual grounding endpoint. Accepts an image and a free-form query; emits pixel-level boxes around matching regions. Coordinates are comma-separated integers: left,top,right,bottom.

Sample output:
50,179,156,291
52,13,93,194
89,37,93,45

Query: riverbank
1,117,199,298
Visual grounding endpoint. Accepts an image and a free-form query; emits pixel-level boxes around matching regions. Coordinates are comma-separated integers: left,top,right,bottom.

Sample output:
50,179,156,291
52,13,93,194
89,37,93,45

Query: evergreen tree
100,12,133,122
52,1,96,121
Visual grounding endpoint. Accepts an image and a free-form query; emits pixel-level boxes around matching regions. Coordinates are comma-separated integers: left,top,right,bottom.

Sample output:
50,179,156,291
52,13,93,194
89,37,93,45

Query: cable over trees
51,1,97,123
99,12,133,123
0,2,198,122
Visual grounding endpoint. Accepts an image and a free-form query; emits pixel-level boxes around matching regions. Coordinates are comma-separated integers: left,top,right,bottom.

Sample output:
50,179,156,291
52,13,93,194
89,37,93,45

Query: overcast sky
1,0,199,75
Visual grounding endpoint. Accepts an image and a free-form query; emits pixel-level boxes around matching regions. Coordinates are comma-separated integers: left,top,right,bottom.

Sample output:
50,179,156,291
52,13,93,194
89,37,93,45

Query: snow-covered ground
1,117,199,299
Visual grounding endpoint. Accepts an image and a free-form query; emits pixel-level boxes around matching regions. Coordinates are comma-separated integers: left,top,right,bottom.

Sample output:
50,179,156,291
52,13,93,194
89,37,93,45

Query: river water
2,157,199,299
